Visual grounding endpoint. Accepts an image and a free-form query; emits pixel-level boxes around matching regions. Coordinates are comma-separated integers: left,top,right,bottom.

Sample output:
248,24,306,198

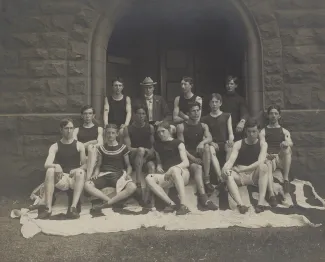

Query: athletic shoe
198,194,218,210
163,204,177,213
66,207,80,219
255,205,265,214
205,200,219,211
237,205,249,214
204,183,215,195
283,180,290,194
269,196,278,208
37,207,52,220
176,204,190,215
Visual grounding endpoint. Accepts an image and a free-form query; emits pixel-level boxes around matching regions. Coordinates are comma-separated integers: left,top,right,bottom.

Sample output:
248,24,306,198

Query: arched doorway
91,0,263,119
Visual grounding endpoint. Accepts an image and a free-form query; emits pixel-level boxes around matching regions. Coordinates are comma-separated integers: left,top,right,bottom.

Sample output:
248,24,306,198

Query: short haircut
112,77,124,86
182,76,194,86
187,101,201,112
105,123,118,131
226,75,239,86
60,118,74,129
208,93,223,103
80,105,95,114
267,105,281,115
245,118,259,129
133,103,148,115
156,121,170,130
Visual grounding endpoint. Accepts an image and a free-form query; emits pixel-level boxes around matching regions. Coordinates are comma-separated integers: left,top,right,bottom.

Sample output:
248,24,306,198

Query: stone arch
67,0,283,119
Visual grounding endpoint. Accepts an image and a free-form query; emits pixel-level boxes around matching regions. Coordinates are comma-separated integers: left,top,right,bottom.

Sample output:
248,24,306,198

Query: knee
191,163,202,173
147,162,156,172
258,163,268,175
145,174,154,184
75,169,85,178
204,143,210,152
170,168,182,180
281,146,292,155
84,180,94,189
126,182,137,193
46,168,55,177
136,147,146,156
209,145,216,155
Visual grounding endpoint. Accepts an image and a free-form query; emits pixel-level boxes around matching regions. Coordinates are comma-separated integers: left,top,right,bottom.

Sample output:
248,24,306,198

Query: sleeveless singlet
179,94,197,115
201,113,230,143
107,96,127,126
183,122,204,153
235,139,261,166
154,139,183,171
128,123,152,149
77,125,98,143
265,127,285,154
54,140,80,173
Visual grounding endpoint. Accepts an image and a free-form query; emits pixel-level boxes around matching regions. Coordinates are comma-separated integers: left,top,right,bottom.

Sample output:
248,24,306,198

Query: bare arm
176,123,197,161
201,123,212,145
123,126,137,152
103,97,109,127
238,142,268,173
196,96,203,118
283,128,293,147
222,141,241,171
44,144,58,169
259,129,266,144
176,143,190,169
97,127,104,145
227,115,234,142
123,153,133,177
173,96,187,123
77,142,87,170
124,96,132,126
148,125,155,154
91,151,102,180
73,128,79,141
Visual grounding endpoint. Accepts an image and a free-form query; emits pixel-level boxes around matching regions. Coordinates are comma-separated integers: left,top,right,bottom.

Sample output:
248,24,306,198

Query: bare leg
170,168,187,205
226,173,244,206
281,147,292,181
134,148,146,184
146,175,175,205
210,146,222,179
225,144,232,161
84,181,110,201
44,168,55,212
266,161,275,197
190,163,205,195
144,161,156,205
105,182,137,206
255,164,269,205
202,144,211,184
71,169,85,207
86,145,97,179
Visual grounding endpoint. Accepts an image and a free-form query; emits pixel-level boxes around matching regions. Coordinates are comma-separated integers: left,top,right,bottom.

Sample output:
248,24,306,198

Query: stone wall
0,0,325,196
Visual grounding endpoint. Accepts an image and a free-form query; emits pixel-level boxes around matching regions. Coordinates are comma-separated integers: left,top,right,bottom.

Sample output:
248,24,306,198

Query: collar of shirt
145,95,153,102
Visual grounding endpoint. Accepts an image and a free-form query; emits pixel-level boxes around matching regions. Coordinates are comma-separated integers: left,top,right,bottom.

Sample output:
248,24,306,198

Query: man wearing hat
138,77,170,125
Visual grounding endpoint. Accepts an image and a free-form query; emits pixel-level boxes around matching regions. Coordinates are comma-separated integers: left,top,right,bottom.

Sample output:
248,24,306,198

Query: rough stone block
19,115,80,135
40,32,68,48
68,95,87,110
283,64,321,84
28,61,67,77
70,24,91,43
242,0,267,6
284,85,312,109
68,78,88,95
48,49,67,60
250,2,276,25
68,41,88,60
40,2,82,15
33,96,68,113
264,91,284,108
262,38,282,57
291,132,325,147
20,48,49,59
0,135,23,156
68,61,89,76
23,135,58,159
312,90,325,109
264,57,282,74
280,28,325,46
259,21,280,40
0,50,19,68
275,0,325,9
0,92,30,113
11,33,41,48
74,8,98,29
283,46,325,64
276,10,325,28
281,110,325,131
51,15,75,32
8,16,52,33
0,116,18,134
265,74,283,91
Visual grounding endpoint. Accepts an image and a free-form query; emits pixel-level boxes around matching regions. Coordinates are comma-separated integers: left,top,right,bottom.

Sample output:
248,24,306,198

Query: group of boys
37,76,293,219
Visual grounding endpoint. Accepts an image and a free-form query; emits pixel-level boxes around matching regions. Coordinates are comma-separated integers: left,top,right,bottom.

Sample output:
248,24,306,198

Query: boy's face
135,108,147,123
105,128,118,142
268,109,281,124
157,126,170,141
112,81,124,94
181,80,192,93
61,121,74,139
209,97,222,111
188,106,201,121
246,126,259,140
82,108,94,123
226,79,237,93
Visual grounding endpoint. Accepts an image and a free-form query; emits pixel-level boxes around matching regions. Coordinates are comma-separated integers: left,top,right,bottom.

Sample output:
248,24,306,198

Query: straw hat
140,77,157,86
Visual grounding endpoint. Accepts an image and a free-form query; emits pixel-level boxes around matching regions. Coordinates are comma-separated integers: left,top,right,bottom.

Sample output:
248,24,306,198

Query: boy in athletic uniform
84,124,137,211
176,102,218,210
260,105,293,197
103,77,132,140
38,119,87,219
221,76,248,141
173,76,202,124
201,93,234,183
123,104,156,202
145,121,191,215
221,119,270,214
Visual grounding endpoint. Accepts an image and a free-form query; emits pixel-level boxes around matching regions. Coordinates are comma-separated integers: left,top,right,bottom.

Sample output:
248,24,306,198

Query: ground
1,196,325,262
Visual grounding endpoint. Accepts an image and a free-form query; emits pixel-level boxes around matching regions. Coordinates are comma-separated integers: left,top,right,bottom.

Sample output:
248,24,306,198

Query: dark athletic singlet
265,127,285,154
235,139,261,166
183,122,204,153
179,94,197,115
54,140,80,173
154,139,183,171
77,125,98,143
128,123,152,149
201,113,230,143
107,96,127,126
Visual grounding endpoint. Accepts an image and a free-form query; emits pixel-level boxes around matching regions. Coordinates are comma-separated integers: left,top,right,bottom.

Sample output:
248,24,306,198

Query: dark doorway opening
106,0,247,111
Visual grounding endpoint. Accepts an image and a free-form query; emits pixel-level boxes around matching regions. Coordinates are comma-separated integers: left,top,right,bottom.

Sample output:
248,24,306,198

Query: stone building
0,0,325,195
